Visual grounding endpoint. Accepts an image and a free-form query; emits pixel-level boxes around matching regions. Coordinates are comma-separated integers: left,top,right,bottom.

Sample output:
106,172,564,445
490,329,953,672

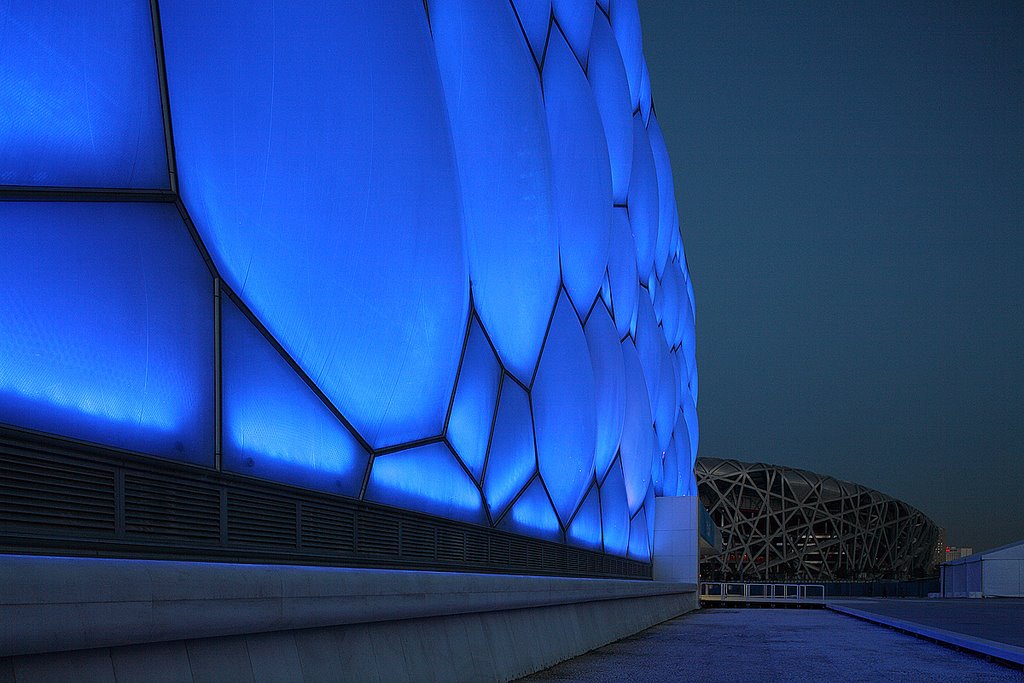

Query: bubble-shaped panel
619,339,654,513
634,293,662,414
431,0,559,383
567,484,603,551
0,202,212,464
588,9,633,203
482,378,537,521
552,0,594,65
628,115,659,281
673,411,692,488
0,0,167,189
608,208,639,338
651,448,664,497
533,294,598,524
627,507,650,561
161,1,469,450
510,0,550,62
643,484,656,547
498,477,562,542
600,459,630,557
648,115,677,279
682,391,699,468
544,29,613,317
584,303,626,482
663,438,679,498
657,264,682,349
653,336,677,452
447,319,502,481
222,297,367,496
365,442,486,525
609,0,643,106
639,60,652,125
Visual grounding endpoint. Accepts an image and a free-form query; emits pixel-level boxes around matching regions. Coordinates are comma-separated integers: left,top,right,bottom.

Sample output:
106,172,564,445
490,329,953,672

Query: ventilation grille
0,428,652,580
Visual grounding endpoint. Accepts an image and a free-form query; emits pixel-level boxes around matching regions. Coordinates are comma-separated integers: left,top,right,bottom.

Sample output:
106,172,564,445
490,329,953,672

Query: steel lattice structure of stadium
696,458,940,581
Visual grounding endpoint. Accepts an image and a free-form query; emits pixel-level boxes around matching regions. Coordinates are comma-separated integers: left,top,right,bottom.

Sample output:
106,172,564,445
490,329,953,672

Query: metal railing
700,582,826,605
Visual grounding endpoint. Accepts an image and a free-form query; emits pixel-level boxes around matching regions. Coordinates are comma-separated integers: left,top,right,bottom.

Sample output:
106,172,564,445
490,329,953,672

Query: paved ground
523,607,1024,682
830,598,1024,649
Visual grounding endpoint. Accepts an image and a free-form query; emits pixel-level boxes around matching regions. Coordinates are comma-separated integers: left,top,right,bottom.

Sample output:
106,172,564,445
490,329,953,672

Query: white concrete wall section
0,556,697,681
652,495,699,583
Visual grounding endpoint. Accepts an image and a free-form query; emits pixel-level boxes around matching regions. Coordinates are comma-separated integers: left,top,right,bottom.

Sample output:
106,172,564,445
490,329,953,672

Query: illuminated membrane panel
0,0,697,564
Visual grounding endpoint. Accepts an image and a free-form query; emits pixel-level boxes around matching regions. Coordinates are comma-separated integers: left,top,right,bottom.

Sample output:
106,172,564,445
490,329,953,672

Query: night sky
639,0,1023,551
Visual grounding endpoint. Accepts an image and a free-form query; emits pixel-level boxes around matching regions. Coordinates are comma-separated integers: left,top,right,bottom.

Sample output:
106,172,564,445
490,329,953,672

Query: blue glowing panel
600,460,630,556
658,265,681,349
498,477,563,542
510,0,550,62
609,0,643,106
588,9,633,203
651,448,664,497
627,507,650,561
447,319,502,481
619,339,654,513
682,392,699,468
662,439,679,498
544,29,613,316
648,115,677,279
0,202,212,463
0,0,167,188
365,442,486,525
608,208,639,338
643,484,656,547
584,304,626,482
634,293,662,415
160,1,469,449
221,298,367,496
654,336,677,452
567,484,603,551
483,378,537,521
628,115,659,281
682,468,698,497
533,295,598,524
673,411,692,487
552,0,594,65
639,60,652,125
431,0,560,383
600,273,613,312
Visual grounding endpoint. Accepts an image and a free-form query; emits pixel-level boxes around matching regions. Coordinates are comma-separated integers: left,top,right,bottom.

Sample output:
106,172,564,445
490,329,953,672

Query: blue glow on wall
431,0,559,384
544,29,613,316
628,115,660,282
600,460,630,557
498,477,563,543
0,202,212,463
619,339,654,514
585,303,626,482
510,0,550,61
221,297,367,496
159,0,469,450
589,10,633,203
366,442,486,525
0,0,168,189
3,1,696,562
627,507,650,561
483,379,538,522
552,0,595,65
447,320,502,481
567,484,603,551
533,294,597,525
608,208,639,338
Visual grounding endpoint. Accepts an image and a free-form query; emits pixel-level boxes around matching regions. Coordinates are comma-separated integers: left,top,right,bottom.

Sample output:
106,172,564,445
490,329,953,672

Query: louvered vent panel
400,519,435,562
464,530,489,565
124,473,219,542
227,491,296,548
356,514,399,558
0,450,114,534
436,528,466,564
490,536,510,566
301,503,356,554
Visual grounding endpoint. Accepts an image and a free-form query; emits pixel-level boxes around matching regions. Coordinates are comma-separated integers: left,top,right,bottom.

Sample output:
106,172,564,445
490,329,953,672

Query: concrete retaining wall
0,556,697,681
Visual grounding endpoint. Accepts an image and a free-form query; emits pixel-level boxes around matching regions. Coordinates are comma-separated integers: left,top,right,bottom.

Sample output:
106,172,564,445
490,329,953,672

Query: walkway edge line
827,602,1024,667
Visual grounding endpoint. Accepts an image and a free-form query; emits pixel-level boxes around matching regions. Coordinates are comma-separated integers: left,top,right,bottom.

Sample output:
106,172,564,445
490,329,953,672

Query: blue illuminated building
0,0,697,565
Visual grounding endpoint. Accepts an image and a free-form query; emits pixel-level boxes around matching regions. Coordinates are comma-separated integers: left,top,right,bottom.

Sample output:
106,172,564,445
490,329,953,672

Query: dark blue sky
639,0,1023,551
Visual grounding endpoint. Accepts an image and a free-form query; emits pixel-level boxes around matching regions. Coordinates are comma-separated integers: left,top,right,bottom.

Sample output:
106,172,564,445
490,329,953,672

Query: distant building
945,546,974,563
942,540,1024,597
697,458,940,581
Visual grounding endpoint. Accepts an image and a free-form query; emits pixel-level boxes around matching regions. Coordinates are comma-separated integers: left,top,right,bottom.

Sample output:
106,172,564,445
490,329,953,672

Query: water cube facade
0,0,697,564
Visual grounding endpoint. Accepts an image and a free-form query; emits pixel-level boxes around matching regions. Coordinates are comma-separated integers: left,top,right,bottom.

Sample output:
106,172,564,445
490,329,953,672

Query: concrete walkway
523,608,1024,682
